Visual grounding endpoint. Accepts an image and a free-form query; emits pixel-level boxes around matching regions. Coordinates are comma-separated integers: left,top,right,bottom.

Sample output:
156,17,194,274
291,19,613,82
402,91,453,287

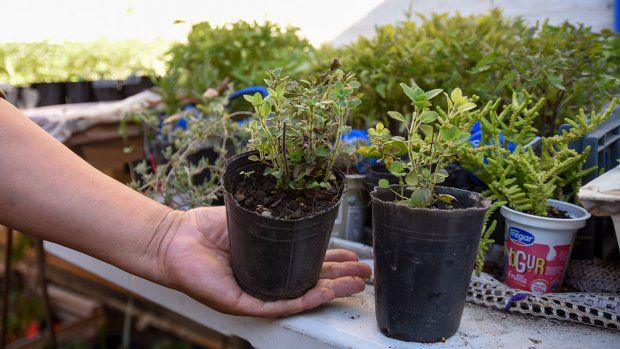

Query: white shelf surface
44,242,620,349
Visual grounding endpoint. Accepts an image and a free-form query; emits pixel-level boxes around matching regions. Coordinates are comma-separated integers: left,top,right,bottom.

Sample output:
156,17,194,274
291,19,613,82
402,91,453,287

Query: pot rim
500,199,591,223
370,184,491,214
223,151,345,222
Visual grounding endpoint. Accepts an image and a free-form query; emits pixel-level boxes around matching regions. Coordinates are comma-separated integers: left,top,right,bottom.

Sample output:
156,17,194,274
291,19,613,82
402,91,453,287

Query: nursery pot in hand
501,199,590,295
223,151,344,301
371,185,490,343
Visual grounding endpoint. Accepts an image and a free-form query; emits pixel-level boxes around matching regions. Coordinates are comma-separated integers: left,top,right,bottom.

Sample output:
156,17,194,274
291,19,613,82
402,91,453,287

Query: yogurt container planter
223,152,344,300
332,173,367,242
372,185,490,342
502,199,590,294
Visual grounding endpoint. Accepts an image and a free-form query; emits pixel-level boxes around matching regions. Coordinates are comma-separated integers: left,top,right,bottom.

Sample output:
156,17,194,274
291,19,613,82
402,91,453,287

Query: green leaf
405,172,418,186
458,102,476,112
546,74,565,91
440,126,459,141
400,83,415,101
410,188,432,208
260,100,271,116
251,92,263,105
437,194,457,204
424,89,443,100
419,110,438,124
387,111,405,122
243,94,254,103
248,155,259,161
420,124,434,138
385,140,408,156
315,146,330,157
378,179,390,188
388,161,406,175
450,88,464,103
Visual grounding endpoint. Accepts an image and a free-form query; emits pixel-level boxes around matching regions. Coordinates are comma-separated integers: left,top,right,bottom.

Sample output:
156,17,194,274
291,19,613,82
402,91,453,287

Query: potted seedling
222,60,361,300
368,83,490,343
459,92,618,295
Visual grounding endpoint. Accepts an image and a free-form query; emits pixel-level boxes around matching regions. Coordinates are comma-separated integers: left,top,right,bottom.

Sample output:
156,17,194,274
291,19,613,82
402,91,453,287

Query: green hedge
340,10,620,132
165,20,315,95
0,40,166,85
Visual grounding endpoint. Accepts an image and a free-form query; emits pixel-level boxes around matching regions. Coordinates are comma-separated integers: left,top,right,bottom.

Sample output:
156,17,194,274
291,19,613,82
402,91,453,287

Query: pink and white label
504,227,571,294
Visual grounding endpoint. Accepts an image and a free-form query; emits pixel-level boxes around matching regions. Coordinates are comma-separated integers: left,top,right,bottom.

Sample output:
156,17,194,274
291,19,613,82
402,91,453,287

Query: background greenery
339,10,620,133
0,40,167,84
165,21,315,95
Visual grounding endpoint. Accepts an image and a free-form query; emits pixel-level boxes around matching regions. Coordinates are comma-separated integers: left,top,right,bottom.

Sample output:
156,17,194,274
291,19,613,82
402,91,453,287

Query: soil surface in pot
232,168,341,220
546,206,569,218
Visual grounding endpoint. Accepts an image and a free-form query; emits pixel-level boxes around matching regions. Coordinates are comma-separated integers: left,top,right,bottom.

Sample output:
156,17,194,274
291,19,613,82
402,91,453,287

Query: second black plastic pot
122,75,153,97
65,81,94,103
371,185,490,343
32,82,65,106
223,151,344,300
92,80,123,101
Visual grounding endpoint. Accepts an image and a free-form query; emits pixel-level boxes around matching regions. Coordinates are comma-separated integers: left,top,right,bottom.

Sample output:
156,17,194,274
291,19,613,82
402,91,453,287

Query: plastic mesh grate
467,272,620,331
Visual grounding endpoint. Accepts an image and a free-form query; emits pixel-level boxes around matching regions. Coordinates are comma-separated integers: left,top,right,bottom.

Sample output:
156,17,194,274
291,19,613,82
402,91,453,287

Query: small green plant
243,59,361,192
459,92,618,217
475,200,504,275
367,82,477,208
129,89,245,209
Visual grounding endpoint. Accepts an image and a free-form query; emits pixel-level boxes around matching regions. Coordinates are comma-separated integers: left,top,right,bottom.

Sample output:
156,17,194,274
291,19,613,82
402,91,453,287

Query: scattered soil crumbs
233,167,342,220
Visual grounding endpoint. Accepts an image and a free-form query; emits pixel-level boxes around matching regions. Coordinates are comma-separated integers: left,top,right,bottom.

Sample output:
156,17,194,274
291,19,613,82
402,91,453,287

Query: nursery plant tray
44,241,619,349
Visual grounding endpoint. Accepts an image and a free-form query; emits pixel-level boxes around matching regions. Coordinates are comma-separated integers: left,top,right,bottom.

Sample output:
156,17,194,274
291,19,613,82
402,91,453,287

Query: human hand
152,206,372,317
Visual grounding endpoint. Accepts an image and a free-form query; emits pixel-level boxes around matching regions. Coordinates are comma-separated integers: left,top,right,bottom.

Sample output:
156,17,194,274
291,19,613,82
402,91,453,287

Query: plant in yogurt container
222,59,362,300
459,92,618,295
367,82,491,343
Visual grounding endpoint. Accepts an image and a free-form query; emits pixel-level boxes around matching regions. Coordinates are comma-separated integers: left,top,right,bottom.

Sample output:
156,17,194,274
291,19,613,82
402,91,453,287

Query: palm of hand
161,206,371,317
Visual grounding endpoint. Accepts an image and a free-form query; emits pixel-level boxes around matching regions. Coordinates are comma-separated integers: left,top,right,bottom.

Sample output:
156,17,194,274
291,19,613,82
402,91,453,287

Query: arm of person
0,98,371,317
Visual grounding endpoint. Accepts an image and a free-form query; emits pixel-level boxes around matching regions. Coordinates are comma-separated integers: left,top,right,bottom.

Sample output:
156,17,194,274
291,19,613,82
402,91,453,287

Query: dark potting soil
233,168,341,220
546,206,570,219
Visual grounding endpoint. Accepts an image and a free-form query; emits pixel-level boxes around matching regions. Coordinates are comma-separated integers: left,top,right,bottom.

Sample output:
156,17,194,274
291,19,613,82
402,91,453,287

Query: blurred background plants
339,10,620,133
165,21,315,96
0,40,166,84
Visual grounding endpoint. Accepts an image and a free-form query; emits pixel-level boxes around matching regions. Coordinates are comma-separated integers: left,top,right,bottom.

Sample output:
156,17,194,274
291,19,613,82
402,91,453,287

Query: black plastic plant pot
122,75,153,97
92,80,123,101
223,151,344,301
65,81,94,104
364,164,399,241
32,82,65,106
371,185,490,343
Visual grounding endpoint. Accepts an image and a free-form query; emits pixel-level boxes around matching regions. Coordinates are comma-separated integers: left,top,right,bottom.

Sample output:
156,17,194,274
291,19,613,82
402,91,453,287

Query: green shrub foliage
341,10,620,132
0,40,163,84
165,21,314,95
